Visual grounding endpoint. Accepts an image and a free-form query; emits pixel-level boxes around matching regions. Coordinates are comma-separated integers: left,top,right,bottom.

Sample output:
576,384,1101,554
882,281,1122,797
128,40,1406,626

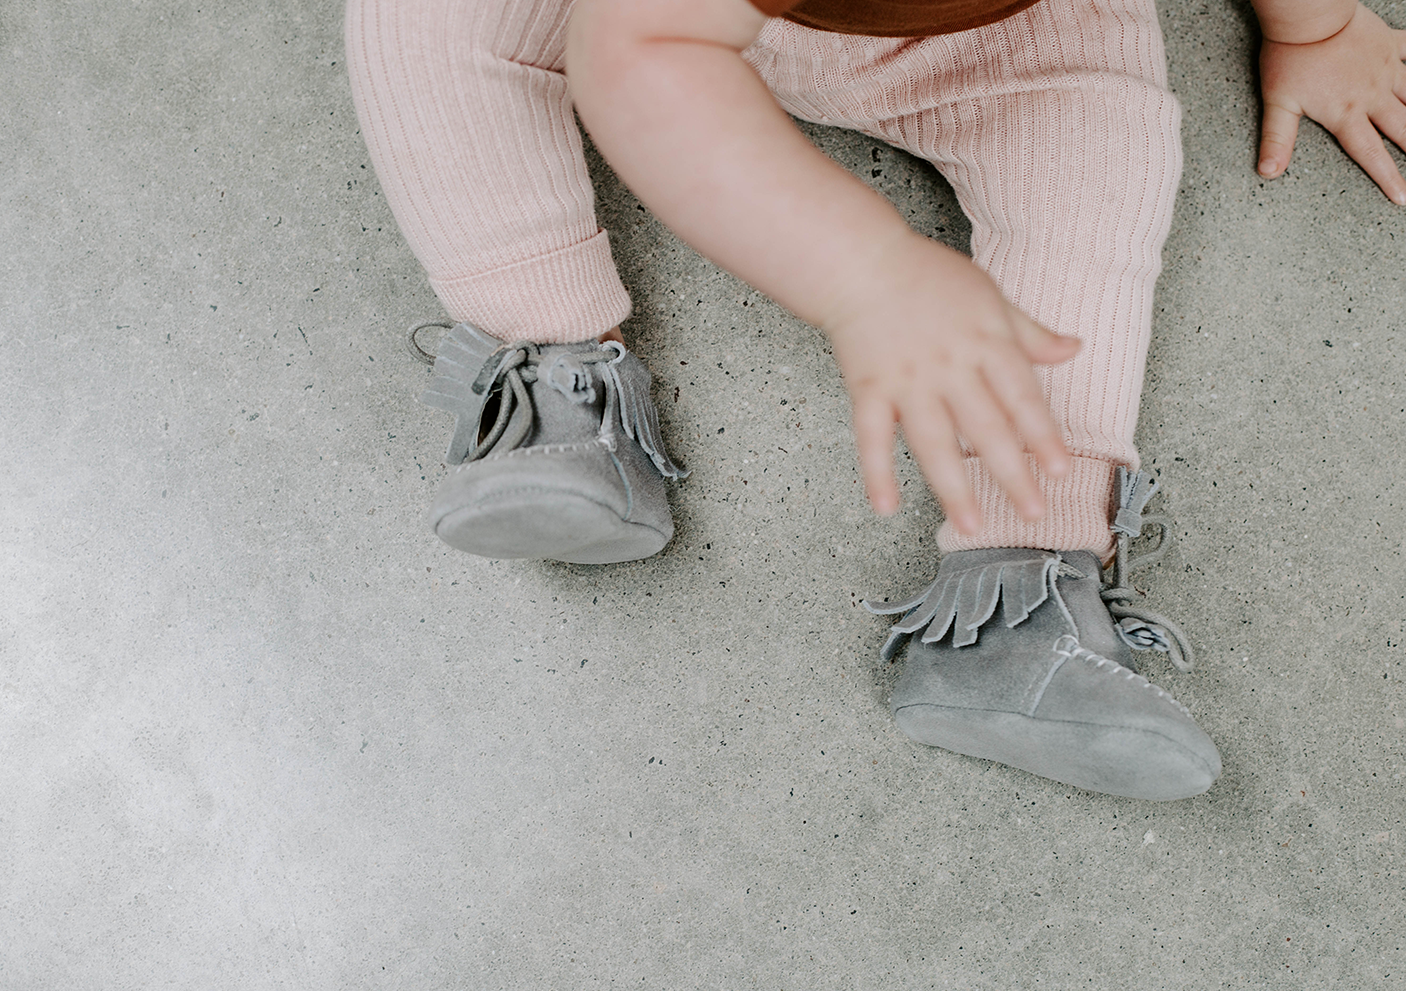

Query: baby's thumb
1259,103,1301,178
1014,316,1081,366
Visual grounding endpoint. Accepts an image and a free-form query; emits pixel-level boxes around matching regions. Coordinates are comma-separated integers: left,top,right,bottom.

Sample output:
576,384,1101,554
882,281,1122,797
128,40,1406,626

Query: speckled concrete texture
2,1,1404,988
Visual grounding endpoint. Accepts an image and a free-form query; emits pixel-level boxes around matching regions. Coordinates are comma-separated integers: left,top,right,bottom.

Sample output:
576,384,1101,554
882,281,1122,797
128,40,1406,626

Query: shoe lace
408,320,688,478
468,340,628,461
1102,468,1195,672
406,320,452,367
409,320,624,459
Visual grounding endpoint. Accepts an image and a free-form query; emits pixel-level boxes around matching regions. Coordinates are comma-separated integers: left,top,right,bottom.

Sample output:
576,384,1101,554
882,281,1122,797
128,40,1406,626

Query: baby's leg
346,0,682,563
752,2,1215,798
750,0,1181,559
345,0,630,343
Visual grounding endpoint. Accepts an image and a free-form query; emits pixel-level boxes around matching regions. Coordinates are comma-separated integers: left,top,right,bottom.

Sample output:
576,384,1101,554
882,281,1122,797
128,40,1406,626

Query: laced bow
467,340,627,460
1103,468,1195,672
409,320,688,478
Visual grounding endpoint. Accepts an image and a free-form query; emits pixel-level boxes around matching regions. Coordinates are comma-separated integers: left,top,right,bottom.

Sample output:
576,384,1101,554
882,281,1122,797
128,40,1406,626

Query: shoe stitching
446,437,641,523
904,660,1196,727
1021,647,1070,717
450,437,610,470
891,703,1218,776
1042,634,1193,718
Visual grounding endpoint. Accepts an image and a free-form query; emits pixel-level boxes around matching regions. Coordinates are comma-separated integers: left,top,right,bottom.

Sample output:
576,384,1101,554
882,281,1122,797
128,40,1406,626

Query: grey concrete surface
2,0,1404,987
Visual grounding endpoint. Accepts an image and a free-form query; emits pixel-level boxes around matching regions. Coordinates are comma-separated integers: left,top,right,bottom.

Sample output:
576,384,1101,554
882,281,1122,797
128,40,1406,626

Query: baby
346,0,1406,799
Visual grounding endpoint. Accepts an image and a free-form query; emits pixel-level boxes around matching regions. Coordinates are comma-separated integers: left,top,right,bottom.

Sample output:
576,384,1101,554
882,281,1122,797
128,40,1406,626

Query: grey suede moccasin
866,469,1221,801
409,321,688,564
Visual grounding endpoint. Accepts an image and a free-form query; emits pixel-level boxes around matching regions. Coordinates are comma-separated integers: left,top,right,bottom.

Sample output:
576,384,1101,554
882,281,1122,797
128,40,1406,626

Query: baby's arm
1253,0,1406,203
566,0,1077,531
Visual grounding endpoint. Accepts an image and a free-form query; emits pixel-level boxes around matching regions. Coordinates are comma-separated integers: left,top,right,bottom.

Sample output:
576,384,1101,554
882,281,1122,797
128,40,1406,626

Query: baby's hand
824,232,1080,533
1258,2,1406,204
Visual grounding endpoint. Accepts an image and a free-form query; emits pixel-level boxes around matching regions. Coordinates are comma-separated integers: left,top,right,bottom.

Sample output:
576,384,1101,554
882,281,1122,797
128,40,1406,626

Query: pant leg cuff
430,229,632,344
936,455,1119,561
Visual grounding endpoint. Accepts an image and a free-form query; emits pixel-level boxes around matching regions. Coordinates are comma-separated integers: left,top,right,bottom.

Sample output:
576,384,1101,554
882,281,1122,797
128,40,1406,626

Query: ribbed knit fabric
746,0,1181,557
345,0,631,343
345,0,1181,555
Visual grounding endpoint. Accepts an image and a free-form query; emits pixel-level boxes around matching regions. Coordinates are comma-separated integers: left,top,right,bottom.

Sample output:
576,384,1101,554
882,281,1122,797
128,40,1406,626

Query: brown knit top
749,0,1043,37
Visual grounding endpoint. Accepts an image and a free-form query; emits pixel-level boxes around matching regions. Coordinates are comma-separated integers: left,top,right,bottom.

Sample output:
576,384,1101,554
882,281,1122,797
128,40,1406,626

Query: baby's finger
944,384,1044,522
1259,102,1302,178
1011,314,1081,367
981,357,1069,480
1373,99,1406,156
899,401,980,534
852,396,900,516
1335,114,1406,204
1005,311,1073,475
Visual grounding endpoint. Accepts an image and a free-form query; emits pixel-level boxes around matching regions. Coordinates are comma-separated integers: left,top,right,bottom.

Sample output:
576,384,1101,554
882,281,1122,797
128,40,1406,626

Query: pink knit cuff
936,455,1120,561
429,229,632,344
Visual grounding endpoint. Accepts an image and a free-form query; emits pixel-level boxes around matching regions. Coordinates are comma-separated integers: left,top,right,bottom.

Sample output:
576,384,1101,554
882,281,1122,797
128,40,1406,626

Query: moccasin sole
428,441,673,564
433,488,670,564
893,703,1221,800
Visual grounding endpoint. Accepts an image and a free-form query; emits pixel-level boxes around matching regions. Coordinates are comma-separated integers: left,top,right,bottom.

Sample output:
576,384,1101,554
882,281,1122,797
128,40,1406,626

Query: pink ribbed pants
345,0,1182,557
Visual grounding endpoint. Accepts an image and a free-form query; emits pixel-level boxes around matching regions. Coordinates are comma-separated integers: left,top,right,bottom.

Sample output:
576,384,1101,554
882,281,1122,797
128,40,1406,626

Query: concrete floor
3,1,1404,987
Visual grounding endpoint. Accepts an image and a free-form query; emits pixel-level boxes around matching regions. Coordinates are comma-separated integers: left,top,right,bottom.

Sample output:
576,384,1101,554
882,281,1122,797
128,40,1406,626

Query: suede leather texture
892,549,1221,800
423,331,675,564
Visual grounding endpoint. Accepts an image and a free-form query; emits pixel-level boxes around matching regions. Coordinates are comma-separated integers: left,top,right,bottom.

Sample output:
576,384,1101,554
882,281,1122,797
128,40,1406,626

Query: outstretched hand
1258,2,1406,204
825,233,1080,533
566,0,1080,532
